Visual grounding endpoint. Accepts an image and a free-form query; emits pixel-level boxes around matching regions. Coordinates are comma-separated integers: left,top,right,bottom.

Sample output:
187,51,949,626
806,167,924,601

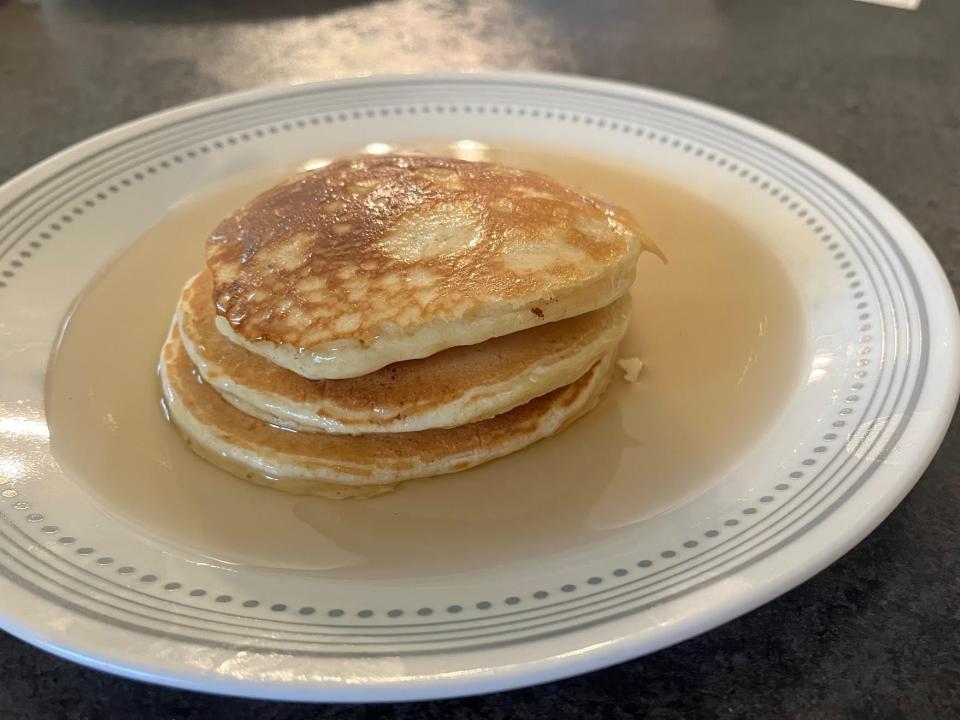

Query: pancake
178,269,630,434
160,323,615,498
207,155,655,379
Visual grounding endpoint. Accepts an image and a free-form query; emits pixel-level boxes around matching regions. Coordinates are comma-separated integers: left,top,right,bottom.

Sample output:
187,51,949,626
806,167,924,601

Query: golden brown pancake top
206,155,645,350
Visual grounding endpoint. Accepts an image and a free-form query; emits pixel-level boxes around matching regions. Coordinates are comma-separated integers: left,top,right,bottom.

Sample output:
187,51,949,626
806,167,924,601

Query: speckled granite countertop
1,1,958,717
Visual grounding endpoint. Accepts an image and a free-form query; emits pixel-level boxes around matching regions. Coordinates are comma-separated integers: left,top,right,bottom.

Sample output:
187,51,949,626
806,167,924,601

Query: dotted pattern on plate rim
0,103,873,620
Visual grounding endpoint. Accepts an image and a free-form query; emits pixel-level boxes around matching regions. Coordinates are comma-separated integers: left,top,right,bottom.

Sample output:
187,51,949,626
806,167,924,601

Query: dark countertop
1,1,958,718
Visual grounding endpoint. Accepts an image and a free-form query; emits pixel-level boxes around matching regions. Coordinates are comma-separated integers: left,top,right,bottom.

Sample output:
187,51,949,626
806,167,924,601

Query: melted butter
45,144,804,578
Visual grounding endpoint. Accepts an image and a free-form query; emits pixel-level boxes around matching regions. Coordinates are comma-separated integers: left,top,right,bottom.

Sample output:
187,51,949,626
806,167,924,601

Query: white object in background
855,0,922,9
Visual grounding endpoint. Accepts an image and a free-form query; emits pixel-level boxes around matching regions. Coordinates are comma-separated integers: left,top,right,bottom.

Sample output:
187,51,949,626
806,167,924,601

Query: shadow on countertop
40,0,377,24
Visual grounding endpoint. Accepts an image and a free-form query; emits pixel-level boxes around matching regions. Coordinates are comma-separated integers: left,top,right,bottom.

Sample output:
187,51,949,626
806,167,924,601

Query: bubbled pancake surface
160,323,616,498
206,155,650,378
178,270,630,434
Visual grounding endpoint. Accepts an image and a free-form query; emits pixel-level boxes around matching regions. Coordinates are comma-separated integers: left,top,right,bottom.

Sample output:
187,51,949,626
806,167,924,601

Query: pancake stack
160,155,657,498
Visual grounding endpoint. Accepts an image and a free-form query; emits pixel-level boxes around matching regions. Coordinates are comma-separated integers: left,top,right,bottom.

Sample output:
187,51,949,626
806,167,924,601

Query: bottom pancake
160,324,615,499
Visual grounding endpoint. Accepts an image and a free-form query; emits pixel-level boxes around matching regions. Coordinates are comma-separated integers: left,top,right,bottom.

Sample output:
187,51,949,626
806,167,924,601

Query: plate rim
1,70,958,702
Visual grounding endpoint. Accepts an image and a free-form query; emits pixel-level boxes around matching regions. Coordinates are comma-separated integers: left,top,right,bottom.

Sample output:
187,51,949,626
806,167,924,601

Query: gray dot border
0,101,875,622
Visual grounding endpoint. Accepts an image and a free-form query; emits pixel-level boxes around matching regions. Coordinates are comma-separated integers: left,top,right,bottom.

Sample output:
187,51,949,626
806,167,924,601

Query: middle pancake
178,270,630,434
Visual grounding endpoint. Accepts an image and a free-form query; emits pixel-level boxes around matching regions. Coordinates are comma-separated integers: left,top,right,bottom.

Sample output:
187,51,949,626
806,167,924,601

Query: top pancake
207,155,653,379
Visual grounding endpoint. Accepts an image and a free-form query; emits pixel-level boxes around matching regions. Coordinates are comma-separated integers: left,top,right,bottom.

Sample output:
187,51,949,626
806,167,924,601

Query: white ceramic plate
0,73,957,701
